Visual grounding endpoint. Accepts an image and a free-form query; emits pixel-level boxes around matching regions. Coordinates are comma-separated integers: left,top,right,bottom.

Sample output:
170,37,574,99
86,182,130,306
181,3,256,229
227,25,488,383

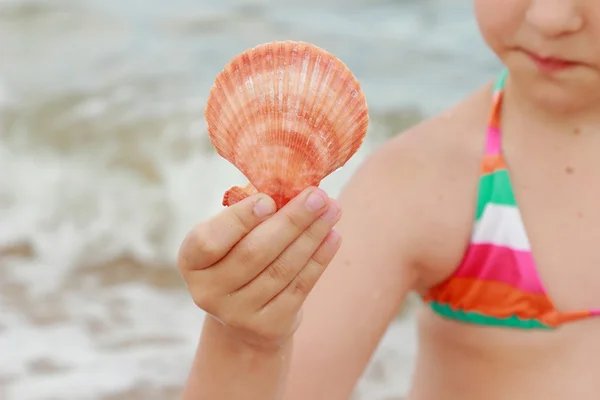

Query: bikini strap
485,69,508,156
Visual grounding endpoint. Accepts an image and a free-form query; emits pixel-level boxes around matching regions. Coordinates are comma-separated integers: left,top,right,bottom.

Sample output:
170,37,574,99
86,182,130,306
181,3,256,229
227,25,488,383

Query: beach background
0,0,501,399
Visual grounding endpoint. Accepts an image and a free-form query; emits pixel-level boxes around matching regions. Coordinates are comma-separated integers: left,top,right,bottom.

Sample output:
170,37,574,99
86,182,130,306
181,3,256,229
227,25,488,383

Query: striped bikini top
423,69,600,330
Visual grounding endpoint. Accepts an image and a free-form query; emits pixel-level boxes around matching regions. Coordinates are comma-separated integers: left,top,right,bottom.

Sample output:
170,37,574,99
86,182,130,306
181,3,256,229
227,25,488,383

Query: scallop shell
205,40,369,210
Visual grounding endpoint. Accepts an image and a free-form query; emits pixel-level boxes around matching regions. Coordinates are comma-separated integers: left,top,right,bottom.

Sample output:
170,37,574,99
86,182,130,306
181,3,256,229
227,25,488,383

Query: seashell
204,40,369,210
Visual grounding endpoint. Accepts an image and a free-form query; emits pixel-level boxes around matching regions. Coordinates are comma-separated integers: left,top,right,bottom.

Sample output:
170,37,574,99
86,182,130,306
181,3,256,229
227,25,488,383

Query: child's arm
182,316,294,400
280,133,436,399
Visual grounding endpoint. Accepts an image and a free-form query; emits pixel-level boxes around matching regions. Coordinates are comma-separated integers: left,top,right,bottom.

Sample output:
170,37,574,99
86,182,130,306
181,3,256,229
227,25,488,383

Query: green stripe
429,301,552,330
476,169,516,220
493,69,508,92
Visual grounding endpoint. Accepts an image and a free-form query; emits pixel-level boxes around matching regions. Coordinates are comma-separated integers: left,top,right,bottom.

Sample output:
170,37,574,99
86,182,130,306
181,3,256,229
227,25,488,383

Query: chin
503,55,600,114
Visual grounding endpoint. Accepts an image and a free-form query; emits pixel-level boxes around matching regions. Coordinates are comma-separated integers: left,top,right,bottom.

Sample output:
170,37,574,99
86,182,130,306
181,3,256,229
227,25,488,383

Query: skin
178,0,600,398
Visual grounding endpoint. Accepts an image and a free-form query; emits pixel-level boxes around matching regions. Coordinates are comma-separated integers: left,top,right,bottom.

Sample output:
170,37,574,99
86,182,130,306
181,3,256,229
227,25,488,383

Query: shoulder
339,82,493,290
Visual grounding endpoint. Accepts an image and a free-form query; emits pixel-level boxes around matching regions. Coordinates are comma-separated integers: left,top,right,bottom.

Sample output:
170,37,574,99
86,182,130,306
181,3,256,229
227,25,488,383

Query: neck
503,74,600,136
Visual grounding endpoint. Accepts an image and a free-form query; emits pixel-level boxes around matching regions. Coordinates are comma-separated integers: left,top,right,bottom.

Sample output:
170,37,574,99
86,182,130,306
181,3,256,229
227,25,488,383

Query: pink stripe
590,309,600,317
485,127,501,155
454,243,547,294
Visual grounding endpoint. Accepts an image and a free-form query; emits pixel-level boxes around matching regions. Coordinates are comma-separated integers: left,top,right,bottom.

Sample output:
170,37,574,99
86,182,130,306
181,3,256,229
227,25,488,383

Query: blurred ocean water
0,0,500,398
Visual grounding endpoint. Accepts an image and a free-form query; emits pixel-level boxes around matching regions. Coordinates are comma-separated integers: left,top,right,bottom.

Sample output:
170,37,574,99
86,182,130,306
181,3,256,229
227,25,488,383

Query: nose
525,0,583,37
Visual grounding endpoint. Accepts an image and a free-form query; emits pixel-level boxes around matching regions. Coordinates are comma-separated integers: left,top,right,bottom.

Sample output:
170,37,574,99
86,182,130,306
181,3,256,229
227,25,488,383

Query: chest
507,152,600,312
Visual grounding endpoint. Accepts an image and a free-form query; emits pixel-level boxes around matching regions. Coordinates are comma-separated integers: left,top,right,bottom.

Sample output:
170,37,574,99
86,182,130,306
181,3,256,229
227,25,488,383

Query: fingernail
321,201,340,221
253,196,275,218
327,229,341,245
305,190,327,212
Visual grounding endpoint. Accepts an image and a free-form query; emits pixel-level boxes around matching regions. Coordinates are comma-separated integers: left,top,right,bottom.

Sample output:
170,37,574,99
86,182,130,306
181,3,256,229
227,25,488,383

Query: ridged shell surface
205,41,369,209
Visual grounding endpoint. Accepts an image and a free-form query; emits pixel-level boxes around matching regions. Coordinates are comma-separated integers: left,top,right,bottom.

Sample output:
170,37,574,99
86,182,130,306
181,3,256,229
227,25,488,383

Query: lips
521,49,579,72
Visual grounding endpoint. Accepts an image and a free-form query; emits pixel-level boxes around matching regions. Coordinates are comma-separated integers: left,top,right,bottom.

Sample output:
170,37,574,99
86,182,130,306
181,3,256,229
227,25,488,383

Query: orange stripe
480,154,506,174
424,277,559,323
425,278,594,327
553,310,594,325
487,92,503,129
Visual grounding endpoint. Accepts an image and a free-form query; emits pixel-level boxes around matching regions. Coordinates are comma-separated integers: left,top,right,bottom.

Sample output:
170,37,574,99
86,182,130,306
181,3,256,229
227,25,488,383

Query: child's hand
178,187,342,349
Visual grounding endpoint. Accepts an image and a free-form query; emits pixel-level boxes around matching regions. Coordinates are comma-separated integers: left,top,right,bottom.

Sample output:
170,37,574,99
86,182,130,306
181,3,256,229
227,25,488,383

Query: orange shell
205,41,369,210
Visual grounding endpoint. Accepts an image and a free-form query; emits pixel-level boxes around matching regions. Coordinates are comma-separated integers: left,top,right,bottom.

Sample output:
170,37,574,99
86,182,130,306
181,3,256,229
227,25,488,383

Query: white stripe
471,203,531,251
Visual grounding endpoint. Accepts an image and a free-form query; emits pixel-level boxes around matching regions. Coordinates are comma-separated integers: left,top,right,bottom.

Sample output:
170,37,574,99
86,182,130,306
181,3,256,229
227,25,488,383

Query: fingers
177,186,344,347
216,187,330,287
237,199,342,308
262,228,342,316
177,193,276,273
216,226,342,344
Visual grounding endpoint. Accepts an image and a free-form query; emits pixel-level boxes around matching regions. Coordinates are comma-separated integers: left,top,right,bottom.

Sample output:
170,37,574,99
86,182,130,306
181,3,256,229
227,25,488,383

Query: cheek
474,0,523,55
